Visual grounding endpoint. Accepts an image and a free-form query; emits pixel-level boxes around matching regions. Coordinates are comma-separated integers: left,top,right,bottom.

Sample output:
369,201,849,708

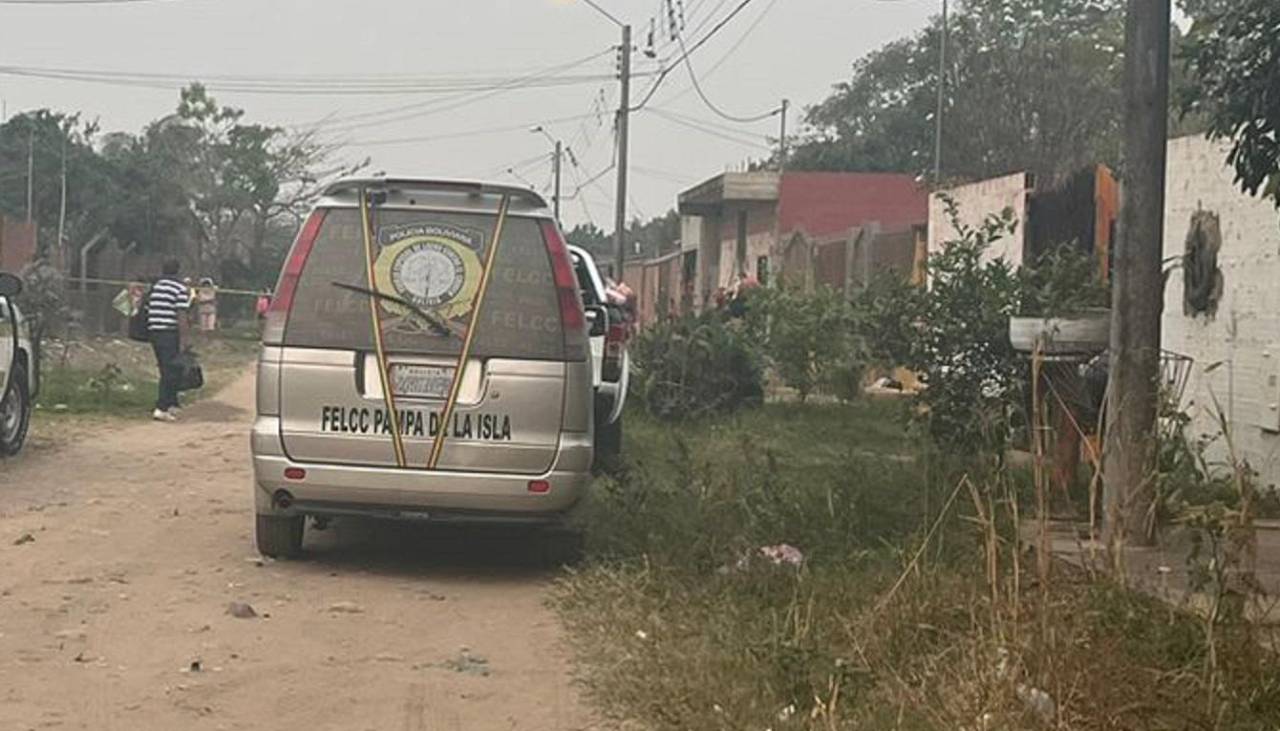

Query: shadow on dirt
290,517,582,580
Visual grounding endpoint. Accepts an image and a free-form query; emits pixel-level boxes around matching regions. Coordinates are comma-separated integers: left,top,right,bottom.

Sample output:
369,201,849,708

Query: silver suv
0,272,37,457
252,178,593,557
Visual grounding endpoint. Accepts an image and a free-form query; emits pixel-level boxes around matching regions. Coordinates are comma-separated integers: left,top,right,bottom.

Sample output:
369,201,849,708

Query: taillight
540,220,588,360
262,209,326,344
603,321,626,381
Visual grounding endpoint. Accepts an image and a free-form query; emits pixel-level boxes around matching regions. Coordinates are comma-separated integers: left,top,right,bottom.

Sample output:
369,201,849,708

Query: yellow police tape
426,194,511,471
360,187,408,470
67,276,267,298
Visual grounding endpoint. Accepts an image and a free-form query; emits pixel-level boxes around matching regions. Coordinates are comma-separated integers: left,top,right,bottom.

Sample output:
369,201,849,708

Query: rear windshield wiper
331,281,462,339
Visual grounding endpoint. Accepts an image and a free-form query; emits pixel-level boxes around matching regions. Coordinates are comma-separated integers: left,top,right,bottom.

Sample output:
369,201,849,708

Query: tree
565,222,610,259
0,111,118,265
565,211,680,270
790,0,1128,184
1177,0,1280,208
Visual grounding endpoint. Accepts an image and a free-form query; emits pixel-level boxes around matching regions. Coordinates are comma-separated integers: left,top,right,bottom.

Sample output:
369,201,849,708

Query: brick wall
0,216,37,273
929,172,1031,267
1162,135,1280,490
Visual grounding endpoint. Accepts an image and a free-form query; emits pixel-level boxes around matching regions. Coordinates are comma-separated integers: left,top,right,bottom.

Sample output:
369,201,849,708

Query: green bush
852,198,1025,452
630,311,765,421
755,286,863,402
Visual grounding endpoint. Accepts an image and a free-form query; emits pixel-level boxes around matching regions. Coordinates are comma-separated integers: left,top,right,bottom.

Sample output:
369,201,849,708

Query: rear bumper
251,416,592,524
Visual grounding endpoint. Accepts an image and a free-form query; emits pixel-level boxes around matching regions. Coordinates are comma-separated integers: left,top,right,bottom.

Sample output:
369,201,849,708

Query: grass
34,334,258,418
554,398,1280,730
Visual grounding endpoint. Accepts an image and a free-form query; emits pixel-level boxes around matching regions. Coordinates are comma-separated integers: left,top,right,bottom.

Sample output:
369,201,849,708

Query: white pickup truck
0,272,37,457
569,246,629,463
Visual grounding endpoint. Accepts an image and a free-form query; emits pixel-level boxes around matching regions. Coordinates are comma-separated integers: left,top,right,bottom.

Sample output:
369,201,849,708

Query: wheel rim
0,383,22,443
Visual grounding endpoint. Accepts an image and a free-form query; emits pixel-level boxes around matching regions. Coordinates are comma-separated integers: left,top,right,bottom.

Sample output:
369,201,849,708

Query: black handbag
174,351,204,392
128,289,151,343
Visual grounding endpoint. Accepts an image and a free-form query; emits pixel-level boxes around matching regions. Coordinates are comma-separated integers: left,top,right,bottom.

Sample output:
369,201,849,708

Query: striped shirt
147,278,191,331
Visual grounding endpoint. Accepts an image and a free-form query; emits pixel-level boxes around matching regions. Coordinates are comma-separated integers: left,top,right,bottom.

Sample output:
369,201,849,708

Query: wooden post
1104,0,1172,551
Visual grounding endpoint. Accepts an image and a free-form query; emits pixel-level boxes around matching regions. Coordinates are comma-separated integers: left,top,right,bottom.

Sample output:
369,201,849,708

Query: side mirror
0,272,22,298
584,304,609,337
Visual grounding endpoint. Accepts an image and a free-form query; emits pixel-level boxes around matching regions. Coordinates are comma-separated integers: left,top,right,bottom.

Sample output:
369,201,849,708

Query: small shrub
1018,242,1109,317
86,363,127,403
631,311,764,421
851,198,1025,452
756,286,861,402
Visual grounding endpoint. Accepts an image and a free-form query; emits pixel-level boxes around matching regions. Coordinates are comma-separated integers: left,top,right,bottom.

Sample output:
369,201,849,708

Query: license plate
390,364,455,399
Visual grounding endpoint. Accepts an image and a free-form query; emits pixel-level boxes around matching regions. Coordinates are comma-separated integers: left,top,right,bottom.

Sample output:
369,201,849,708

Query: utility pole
57,133,68,273
26,127,34,223
531,125,564,221
614,23,632,282
1104,0,1172,551
553,139,563,221
778,98,789,173
934,0,948,184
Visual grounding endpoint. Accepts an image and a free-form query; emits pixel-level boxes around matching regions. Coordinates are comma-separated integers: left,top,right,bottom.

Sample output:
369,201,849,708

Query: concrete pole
26,127,34,224
614,23,632,282
553,139,562,222
934,0,948,184
1104,0,1172,551
778,98,789,173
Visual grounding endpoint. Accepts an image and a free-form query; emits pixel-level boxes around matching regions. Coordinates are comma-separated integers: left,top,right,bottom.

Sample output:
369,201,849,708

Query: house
1162,135,1280,491
0,216,37,273
927,166,1119,273
677,171,928,306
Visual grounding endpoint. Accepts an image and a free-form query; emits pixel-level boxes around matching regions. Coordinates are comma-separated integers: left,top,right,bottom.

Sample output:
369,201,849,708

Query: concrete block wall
1163,135,1280,489
928,172,1030,268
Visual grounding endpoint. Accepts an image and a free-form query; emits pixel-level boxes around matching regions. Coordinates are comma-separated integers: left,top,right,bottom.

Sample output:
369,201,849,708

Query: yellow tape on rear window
426,194,511,471
360,188,408,469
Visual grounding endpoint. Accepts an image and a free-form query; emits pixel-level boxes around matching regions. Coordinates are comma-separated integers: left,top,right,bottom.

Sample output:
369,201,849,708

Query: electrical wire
644,107,771,150
659,0,781,106
343,112,598,147
648,105,771,137
0,65,619,96
0,0,185,4
670,18,779,121
307,50,617,133
628,0,761,113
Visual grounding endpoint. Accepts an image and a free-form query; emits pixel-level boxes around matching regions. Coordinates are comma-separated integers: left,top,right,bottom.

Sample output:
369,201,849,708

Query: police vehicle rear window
283,208,565,360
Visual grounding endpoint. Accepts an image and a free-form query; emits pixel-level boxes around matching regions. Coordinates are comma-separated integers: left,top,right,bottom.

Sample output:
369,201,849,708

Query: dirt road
0,371,596,731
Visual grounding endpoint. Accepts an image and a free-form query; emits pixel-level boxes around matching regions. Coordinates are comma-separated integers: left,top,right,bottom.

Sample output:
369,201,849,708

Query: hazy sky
0,0,935,231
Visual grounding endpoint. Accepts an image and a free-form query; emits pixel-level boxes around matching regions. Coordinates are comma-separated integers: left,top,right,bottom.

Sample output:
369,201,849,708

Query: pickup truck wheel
255,513,305,558
0,363,30,457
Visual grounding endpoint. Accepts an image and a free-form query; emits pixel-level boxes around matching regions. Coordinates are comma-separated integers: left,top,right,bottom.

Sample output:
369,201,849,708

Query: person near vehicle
255,288,272,325
195,277,218,331
147,259,191,422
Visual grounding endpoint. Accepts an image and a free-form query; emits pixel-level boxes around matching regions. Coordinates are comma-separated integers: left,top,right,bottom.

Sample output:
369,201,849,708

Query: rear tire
256,514,305,558
0,363,31,457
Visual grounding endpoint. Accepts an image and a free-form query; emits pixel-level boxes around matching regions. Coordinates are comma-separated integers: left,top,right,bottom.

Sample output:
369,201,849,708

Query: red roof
778,172,927,238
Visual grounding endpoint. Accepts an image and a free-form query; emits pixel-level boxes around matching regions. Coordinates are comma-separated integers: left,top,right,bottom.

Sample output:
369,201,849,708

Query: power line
629,0,761,113
342,112,599,147
0,65,621,96
660,0,781,106
670,10,779,121
306,50,616,133
645,107,771,150
648,105,771,138
0,0,185,4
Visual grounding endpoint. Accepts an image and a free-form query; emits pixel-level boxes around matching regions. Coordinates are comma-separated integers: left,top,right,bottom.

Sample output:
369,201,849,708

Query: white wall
928,172,1030,268
1163,136,1280,489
